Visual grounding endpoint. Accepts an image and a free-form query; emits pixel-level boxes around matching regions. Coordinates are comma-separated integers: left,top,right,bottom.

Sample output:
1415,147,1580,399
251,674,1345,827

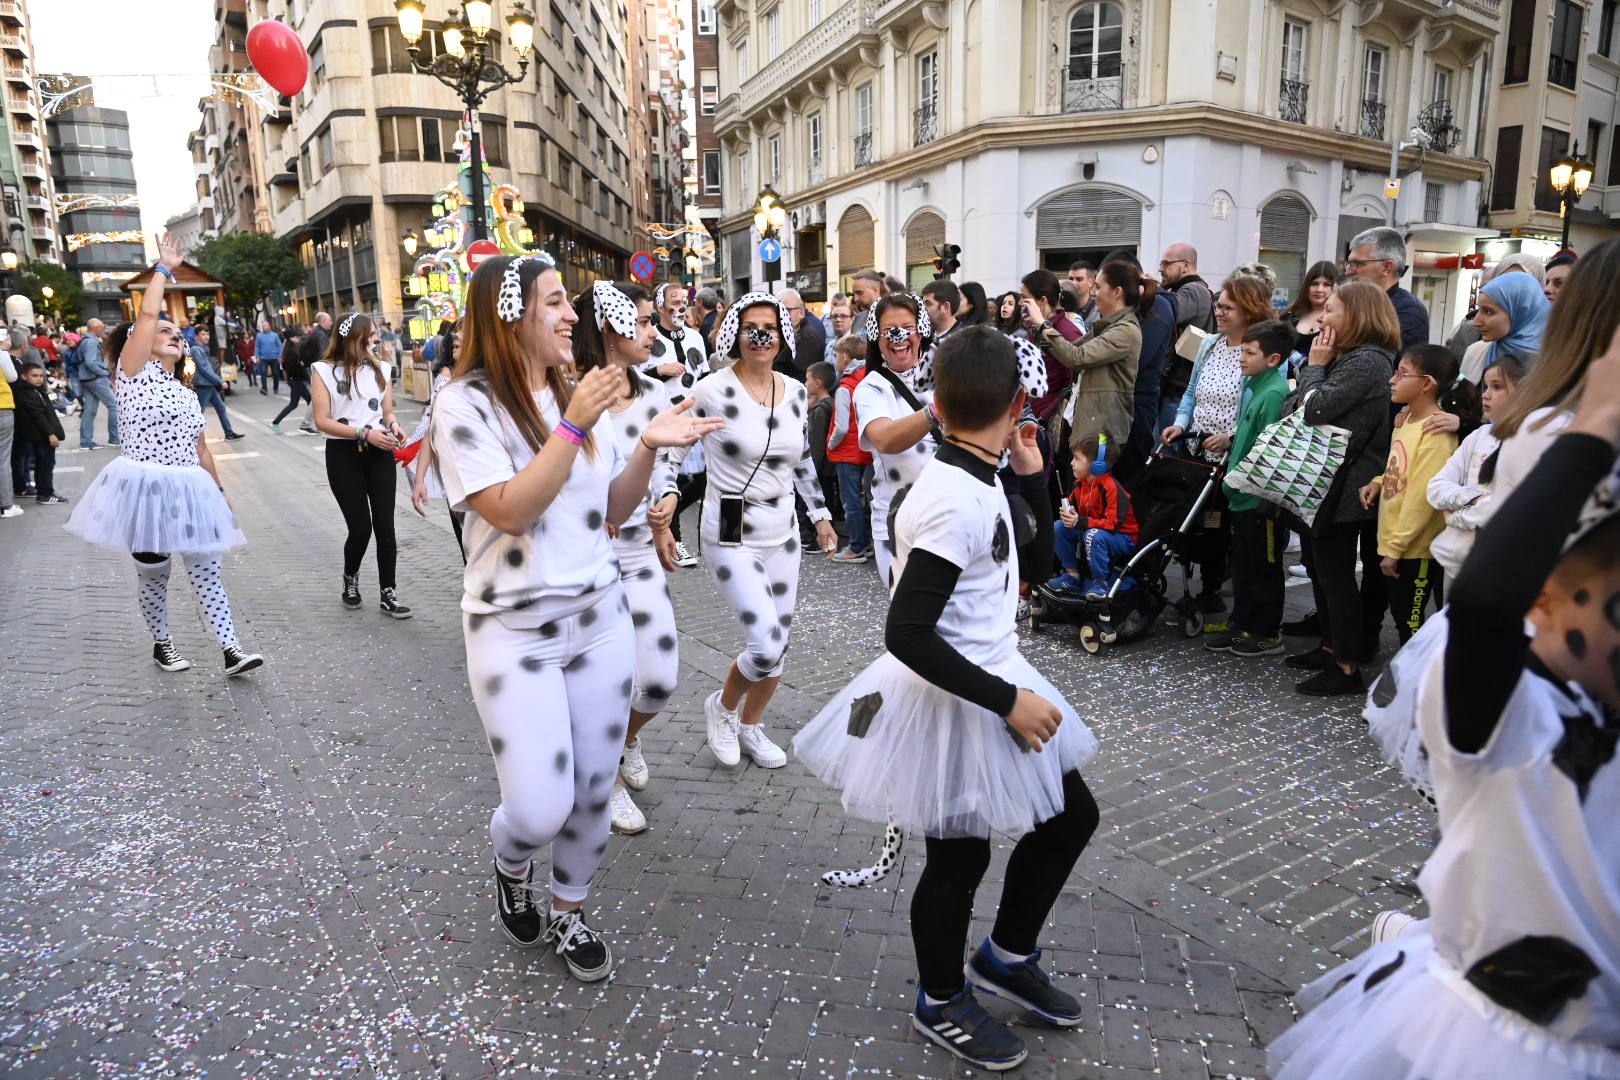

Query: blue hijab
1480,271,1550,371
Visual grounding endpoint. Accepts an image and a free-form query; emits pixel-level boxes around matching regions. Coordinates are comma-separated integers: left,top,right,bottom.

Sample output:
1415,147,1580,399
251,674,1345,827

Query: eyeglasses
1158,259,1188,270
1391,370,1432,381
1214,303,1236,314
1345,257,1388,269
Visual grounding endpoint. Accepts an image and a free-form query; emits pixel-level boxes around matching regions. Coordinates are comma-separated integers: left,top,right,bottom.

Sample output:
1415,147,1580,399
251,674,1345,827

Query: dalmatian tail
820,820,904,888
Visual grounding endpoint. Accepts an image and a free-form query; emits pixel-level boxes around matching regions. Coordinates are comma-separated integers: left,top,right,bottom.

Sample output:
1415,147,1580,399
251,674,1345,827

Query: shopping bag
1223,392,1349,527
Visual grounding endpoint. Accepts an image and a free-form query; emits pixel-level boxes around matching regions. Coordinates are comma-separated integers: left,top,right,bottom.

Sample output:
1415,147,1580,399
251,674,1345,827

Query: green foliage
192,232,306,316
17,261,84,322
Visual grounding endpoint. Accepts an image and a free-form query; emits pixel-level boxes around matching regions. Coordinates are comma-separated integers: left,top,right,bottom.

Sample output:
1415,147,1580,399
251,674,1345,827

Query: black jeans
274,378,312,424
1387,556,1443,644
669,471,705,543
1308,519,1378,665
912,771,1099,999
324,440,397,589
1229,509,1286,637
14,440,52,499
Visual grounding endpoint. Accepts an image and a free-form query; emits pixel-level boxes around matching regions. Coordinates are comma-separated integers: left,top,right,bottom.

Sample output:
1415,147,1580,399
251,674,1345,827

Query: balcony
215,0,247,27
0,32,23,54
853,131,873,167
1360,98,1386,140
3,62,23,84
18,160,44,180
24,193,46,211
728,0,879,121
30,226,54,242
9,92,36,117
1418,99,1462,154
13,126,37,148
1279,78,1308,124
1063,73,1124,113
913,102,937,146
0,1,23,23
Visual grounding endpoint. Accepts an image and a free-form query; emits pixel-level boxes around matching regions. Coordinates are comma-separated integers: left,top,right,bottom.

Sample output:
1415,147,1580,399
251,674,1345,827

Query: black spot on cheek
1573,588,1591,605
1566,628,1587,660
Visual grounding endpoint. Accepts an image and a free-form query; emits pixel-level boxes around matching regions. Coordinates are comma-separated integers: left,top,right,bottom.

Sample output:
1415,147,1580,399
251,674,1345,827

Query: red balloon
246,20,309,98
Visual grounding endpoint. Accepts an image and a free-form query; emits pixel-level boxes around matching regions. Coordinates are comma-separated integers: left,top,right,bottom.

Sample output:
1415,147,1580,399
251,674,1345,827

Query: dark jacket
294,326,327,378
12,380,64,443
1386,284,1430,353
1162,274,1216,392
793,318,826,376
807,394,834,474
1295,342,1395,529
1042,306,1139,450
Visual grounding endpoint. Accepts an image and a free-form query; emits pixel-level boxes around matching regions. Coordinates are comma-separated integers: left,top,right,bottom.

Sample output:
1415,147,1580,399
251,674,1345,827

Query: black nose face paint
882,326,914,345
745,328,777,347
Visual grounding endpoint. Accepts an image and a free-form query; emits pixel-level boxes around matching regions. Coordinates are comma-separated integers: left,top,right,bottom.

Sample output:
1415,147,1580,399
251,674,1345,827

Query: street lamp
1549,143,1596,251
752,185,788,287
402,230,420,257
395,1,533,242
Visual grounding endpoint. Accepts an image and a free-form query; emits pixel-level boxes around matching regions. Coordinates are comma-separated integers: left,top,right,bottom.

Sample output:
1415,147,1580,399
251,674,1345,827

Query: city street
0,388,1434,1080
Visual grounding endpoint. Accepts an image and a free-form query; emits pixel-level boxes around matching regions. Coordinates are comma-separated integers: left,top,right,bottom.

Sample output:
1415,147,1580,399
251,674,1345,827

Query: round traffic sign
758,238,781,263
629,251,656,282
466,239,501,269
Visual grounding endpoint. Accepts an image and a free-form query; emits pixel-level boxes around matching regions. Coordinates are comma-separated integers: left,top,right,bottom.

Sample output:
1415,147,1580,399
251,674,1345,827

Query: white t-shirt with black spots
642,324,709,408
311,360,389,439
671,366,830,548
854,367,937,545
431,379,627,620
115,360,204,467
1188,341,1244,437
607,369,676,544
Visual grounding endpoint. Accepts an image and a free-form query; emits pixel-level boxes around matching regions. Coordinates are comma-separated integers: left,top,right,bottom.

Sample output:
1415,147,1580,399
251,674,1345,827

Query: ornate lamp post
1548,144,1595,252
394,1,534,243
751,184,787,288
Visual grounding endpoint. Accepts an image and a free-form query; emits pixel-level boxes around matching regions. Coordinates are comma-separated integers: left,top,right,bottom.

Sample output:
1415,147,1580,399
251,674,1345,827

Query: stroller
1030,434,1228,653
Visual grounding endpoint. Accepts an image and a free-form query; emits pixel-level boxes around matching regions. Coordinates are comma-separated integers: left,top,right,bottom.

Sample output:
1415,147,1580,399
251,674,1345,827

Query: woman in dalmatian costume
664,292,839,771
429,254,719,981
641,283,709,568
572,279,684,836
65,231,264,678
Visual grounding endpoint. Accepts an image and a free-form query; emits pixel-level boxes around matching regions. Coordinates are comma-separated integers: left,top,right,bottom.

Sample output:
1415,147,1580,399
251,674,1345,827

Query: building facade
48,104,144,321
4,0,58,263
691,0,722,273
711,0,1496,331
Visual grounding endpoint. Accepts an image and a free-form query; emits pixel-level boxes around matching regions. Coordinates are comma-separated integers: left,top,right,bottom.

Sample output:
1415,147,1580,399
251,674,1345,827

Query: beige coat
1041,306,1140,449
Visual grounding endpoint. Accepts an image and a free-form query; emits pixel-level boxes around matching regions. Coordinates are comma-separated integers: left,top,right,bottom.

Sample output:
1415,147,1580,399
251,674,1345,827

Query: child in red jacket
1046,434,1139,600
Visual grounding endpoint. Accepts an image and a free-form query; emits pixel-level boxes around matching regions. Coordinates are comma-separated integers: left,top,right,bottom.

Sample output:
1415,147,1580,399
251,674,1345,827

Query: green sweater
1223,364,1291,513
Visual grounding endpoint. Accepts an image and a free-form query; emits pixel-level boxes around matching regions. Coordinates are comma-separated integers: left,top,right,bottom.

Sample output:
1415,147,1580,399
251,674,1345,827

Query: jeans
194,386,238,436
16,440,54,499
0,410,12,507
1309,520,1376,666
836,461,871,553
257,357,282,393
1054,521,1135,590
1229,509,1286,637
1156,390,1183,440
79,376,118,446
274,378,312,424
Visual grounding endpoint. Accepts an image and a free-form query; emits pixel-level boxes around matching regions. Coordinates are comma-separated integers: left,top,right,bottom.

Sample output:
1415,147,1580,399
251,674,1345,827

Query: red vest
826,365,873,466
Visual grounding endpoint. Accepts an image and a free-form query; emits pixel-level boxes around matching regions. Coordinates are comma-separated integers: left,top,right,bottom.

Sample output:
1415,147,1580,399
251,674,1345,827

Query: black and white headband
337,314,360,338
863,294,933,343
592,280,641,339
497,252,559,323
714,291,795,359
912,333,1049,402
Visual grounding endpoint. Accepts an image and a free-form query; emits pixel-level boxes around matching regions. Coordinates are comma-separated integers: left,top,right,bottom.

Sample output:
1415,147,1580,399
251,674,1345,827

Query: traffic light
932,243,962,279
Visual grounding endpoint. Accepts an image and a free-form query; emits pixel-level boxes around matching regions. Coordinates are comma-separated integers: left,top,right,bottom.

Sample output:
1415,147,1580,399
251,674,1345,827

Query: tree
17,260,85,323
192,232,306,323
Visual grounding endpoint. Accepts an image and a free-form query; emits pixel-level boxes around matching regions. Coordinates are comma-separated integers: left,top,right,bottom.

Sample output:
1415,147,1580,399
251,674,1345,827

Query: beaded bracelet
554,418,586,446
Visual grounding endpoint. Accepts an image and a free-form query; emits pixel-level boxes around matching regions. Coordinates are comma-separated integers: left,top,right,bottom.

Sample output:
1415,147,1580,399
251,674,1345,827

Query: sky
32,0,213,248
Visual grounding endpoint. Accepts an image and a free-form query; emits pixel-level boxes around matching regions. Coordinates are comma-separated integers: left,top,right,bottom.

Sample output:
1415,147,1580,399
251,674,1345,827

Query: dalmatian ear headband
714,291,796,359
863,294,933,343
592,280,641,339
496,252,559,323
911,332,1049,402
337,313,360,338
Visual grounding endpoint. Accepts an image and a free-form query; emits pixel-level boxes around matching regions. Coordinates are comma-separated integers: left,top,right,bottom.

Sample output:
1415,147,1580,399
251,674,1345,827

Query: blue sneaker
911,986,1027,1071
1045,572,1082,595
965,940,1084,1027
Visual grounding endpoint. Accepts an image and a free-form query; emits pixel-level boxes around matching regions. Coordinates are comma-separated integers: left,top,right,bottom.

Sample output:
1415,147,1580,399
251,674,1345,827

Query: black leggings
325,439,397,589
669,471,706,543
274,378,312,424
1387,556,1443,644
912,771,1100,999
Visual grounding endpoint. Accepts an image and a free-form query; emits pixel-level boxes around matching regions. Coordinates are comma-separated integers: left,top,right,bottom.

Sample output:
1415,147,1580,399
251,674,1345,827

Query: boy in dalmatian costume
640,283,708,407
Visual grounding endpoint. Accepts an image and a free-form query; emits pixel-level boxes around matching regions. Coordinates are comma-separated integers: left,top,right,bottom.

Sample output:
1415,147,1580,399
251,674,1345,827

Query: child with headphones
1046,432,1139,601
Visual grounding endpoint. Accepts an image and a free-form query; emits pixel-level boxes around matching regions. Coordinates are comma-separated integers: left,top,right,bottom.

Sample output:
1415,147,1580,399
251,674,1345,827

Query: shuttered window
838,205,875,277
1259,193,1313,304
1034,188,1141,249
904,211,946,267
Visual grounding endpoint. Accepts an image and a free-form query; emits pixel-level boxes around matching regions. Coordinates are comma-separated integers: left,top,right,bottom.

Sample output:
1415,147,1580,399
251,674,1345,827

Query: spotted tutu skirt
791,650,1098,838
65,456,245,555
1269,929,1620,1079
1364,612,1451,807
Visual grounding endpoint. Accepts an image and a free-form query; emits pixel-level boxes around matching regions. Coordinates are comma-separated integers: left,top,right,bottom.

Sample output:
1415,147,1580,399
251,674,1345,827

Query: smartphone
1060,498,1072,516
718,494,745,545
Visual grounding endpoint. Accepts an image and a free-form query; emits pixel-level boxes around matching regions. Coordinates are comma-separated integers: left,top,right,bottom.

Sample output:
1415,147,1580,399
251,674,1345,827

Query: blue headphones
1091,433,1110,477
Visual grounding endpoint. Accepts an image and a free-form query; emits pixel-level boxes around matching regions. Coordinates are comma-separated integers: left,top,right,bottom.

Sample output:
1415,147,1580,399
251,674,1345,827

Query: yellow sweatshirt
1373,411,1457,560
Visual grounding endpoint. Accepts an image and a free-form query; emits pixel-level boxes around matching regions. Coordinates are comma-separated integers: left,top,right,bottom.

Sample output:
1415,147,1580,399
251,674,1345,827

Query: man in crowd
1156,242,1217,431
850,270,886,316
780,288,824,376
920,279,960,342
189,326,245,441
1544,250,1577,302
294,313,332,433
823,295,854,365
76,319,117,450
254,319,284,395
1345,225,1429,351
1067,260,1098,327
692,288,720,347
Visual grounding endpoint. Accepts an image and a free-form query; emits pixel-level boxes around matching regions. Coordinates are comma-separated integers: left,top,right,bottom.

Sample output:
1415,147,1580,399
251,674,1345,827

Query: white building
712,0,1497,336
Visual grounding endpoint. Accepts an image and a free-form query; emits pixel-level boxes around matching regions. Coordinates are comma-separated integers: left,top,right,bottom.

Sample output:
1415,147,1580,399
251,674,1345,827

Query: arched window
1259,193,1313,304
837,205,875,289
903,210,947,291
1068,3,1123,81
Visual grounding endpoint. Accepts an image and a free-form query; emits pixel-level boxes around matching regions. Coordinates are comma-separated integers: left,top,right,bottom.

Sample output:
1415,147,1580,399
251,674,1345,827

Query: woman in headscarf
1459,271,1550,385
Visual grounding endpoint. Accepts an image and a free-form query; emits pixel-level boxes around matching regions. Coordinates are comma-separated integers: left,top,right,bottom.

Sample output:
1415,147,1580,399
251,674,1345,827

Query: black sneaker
153,639,191,672
494,861,543,948
1229,633,1287,657
965,941,1083,1027
223,645,264,677
911,986,1027,1071
1284,644,1334,670
379,587,413,619
225,432,246,441
341,574,362,609
1281,610,1321,636
1296,666,1364,696
1204,633,1239,653
35,495,69,505
543,907,614,981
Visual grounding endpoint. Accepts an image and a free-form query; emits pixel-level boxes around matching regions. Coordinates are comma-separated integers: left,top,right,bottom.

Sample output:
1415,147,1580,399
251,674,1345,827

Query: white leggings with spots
463,590,635,903
614,541,679,714
705,539,801,683
134,553,239,648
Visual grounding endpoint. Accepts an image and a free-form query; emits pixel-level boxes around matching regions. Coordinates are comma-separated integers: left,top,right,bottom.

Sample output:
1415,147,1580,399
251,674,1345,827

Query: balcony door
1065,3,1123,112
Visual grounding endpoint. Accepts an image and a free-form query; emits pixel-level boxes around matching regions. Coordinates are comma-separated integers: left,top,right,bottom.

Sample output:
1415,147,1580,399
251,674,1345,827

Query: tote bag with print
1223,391,1349,527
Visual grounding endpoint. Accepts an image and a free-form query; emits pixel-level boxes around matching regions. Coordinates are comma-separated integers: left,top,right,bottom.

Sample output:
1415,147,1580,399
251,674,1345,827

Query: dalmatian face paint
745,327,777,348
714,291,795,363
655,283,689,334
876,306,923,373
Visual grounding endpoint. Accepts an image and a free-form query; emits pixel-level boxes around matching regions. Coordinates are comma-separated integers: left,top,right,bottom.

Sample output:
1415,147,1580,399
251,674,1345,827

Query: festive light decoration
81,270,138,287
38,72,280,120
54,193,140,216
67,230,144,253
643,222,716,261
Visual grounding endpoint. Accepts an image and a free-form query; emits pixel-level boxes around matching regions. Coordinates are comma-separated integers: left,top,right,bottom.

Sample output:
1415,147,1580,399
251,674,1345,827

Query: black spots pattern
606,722,626,740
620,676,634,697
588,798,609,815
580,606,598,627
480,584,499,605
657,634,676,652
625,424,639,438
720,440,741,458
1362,950,1405,992
505,548,525,568
784,536,798,554
1567,629,1588,659
1465,936,1601,1026
485,675,505,697
560,826,579,841
764,456,786,471
586,509,605,530
887,484,913,545
790,402,801,418
452,424,477,446
770,580,789,596
650,337,668,358
682,372,696,387
637,567,657,580
991,518,1011,564
643,683,671,702
887,467,901,482
539,621,560,638
469,613,490,633
740,610,759,625
770,627,782,643
521,656,545,673
564,653,590,672
554,749,569,773
779,613,793,627
367,397,379,410
632,610,652,627
1550,711,1618,801
716,565,733,581
847,692,883,738
554,866,572,885
724,404,740,420
490,736,506,757
765,415,779,430
723,385,737,397
1574,588,1591,605
670,393,687,406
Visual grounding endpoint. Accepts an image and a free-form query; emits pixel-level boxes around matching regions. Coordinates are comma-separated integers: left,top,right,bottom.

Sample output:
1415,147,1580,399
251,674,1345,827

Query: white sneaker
737,722,788,768
610,783,648,834
704,691,741,766
1370,910,1419,945
620,736,649,791
1287,564,1311,579
0,505,22,518
674,541,700,568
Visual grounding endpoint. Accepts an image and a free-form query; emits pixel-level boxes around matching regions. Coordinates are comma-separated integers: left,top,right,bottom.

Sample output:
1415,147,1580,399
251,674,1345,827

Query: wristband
639,433,655,452
925,401,942,426
554,418,586,446
358,424,371,447
151,263,176,282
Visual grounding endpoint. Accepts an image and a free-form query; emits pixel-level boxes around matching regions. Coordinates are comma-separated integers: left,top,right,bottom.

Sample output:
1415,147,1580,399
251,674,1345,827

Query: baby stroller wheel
1098,624,1119,645
1181,611,1204,638
1079,622,1103,654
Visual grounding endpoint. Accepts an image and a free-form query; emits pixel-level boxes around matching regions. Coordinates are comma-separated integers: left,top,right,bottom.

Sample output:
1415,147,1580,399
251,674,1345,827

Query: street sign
1383,178,1401,199
629,251,656,282
758,238,781,263
466,239,501,269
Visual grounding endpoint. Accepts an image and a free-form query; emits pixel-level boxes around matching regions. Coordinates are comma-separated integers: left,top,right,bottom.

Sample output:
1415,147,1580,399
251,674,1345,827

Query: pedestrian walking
429,254,716,980
272,325,313,433
253,319,284,395
76,319,119,450
189,326,245,441
63,232,263,677
310,313,412,619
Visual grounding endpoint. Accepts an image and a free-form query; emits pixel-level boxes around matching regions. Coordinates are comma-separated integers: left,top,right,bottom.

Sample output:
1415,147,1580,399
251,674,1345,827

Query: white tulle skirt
65,456,246,555
1268,929,1620,1079
1364,611,1449,806
791,650,1098,838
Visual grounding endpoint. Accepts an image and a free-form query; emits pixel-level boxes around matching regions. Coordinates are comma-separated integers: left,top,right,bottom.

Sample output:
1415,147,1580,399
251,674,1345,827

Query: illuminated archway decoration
67,230,144,252
55,193,140,216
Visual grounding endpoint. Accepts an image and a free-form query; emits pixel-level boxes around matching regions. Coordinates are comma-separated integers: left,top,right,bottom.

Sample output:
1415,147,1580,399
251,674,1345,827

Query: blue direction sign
758,238,781,263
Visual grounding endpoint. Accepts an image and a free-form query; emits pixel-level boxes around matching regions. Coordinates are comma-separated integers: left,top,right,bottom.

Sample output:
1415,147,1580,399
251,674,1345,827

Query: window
763,8,780,59
738,39,750,82
482,120,507,167
1602,0,1617,58
698,0,716,33
577,103,590,137
703,149,721,193
1491,125,1522,212
700,69,719,114
1361,46,1387,137
808,113,822,162
1431,66,1452,106
536,136,549,178
1549,0,1583,89
1608,125,1620,189
809,0,822,24
554,74,567,113
1504,0,1535,83
421,116,459,163
855,82,873,135
316,126,334,173
550,2,565,41
1067,3,1124,80
1534,127,1571,212
768,133,781,184
559,156,574,195
377,115,421,162
1590,120,1606,184
300,148,312,185
918,50,938,108
1424,182,1443,220
1281,20,1308,83
737,147,750,194
575,40,587,71
310,38,327,94
369,26,414,74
